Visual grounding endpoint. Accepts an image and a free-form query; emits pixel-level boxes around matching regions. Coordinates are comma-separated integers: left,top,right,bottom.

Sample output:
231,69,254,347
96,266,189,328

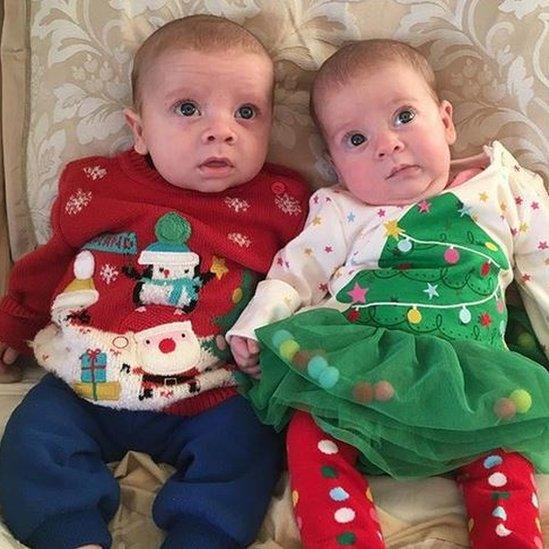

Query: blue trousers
0,374,281,549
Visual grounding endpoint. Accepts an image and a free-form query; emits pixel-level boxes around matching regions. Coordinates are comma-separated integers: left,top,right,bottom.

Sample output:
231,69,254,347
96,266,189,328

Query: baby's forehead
152,47,272,78
313,61,433,112
316,60,417,93
148,46,266,72
141,47,274,98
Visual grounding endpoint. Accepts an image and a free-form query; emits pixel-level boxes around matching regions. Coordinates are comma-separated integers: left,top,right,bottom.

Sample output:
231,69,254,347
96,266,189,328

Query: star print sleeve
227,188,349,340
0,189,75,354
501,147,549,359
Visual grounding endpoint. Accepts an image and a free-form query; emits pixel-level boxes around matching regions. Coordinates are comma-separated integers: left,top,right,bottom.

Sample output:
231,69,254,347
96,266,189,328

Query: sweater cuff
0,296,47,355
226,279,300,341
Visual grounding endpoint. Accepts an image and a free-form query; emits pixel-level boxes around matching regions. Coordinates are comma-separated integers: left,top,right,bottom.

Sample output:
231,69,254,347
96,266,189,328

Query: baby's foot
75,545,102,549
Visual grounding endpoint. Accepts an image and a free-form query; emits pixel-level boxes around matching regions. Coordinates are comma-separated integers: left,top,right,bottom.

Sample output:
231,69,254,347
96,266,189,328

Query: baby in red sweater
0,15,308,549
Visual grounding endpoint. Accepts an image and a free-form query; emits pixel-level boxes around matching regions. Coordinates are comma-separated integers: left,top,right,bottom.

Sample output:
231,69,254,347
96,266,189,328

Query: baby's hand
230,336,261,378
0,342,22,383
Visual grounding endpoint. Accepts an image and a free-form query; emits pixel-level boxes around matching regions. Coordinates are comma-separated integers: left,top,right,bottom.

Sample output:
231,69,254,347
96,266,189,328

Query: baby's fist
0,343,22,383
230,336,261,378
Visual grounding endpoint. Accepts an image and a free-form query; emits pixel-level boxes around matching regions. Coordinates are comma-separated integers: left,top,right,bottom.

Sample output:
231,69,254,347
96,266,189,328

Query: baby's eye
236,105,256,120
346,133,366,147
176,101,199,117
395,109,415,125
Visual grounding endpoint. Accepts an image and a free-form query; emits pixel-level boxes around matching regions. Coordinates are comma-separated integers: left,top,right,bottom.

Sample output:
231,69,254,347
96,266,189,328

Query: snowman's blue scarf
140,275,202,305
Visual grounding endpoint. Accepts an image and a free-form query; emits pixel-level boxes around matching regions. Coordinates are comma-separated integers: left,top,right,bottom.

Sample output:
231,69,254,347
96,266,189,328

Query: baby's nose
203,124,237,144
376,132,403,158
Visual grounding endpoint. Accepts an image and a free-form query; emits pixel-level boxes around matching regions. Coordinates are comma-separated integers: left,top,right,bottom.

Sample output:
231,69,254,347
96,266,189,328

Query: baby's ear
439,100,457,145
124,107,148,155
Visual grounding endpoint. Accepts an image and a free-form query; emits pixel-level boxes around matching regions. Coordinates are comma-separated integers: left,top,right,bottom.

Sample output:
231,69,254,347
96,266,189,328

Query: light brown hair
310,39,438,130
131,14,273,110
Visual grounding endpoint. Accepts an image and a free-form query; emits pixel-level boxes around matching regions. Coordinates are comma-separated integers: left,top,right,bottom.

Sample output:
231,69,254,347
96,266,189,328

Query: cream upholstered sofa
0,1,548,548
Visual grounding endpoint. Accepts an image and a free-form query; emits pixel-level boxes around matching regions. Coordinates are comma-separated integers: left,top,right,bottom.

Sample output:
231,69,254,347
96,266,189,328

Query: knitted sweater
0,150,309,413
229,142,549,358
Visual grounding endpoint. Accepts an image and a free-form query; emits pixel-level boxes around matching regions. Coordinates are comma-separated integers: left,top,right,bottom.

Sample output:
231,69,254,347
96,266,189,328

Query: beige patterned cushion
2,0,547,258
0,4,548,547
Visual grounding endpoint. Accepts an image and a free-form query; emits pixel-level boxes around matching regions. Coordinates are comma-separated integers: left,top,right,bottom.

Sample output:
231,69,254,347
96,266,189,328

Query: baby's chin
383,178,449,206
166,172,250,193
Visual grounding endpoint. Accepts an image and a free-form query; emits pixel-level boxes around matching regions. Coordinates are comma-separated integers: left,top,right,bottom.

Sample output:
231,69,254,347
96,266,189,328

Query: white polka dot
495,524,512,537
334,507,355,523
317,439,339,454
532,492,539,508
488,472,508,487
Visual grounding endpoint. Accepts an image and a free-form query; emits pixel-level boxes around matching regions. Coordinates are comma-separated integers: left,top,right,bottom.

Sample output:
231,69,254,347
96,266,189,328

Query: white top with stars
228,142,549,358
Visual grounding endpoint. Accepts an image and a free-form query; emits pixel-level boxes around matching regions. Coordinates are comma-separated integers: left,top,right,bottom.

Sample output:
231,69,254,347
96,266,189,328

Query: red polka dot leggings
287,411,544,548
457,449,544,548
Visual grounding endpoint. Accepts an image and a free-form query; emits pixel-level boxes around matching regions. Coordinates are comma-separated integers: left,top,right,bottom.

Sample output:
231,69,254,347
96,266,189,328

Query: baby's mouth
387,164,419,179
200,157,233,169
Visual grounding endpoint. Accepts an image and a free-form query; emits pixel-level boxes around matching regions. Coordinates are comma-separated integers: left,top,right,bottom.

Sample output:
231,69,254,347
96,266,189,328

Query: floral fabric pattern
8,1,549,260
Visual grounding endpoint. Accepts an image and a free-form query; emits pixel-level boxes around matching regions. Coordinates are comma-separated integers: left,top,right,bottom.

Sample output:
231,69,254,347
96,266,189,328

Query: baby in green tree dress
228,39,549,549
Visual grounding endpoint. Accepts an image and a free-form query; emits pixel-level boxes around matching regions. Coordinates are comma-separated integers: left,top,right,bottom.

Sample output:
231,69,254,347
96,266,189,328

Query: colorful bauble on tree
444,246,460,264
397,238,412,253
459,306,472,324
407,307,422,324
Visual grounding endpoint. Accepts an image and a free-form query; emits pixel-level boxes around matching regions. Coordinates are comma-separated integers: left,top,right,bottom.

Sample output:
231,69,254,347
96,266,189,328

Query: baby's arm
0,192,75,377
228,188,350,373
503,151,549,358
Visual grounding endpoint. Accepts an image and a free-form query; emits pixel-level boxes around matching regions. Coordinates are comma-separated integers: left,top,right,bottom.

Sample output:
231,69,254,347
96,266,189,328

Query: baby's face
126,48,273,192
316,62,456,206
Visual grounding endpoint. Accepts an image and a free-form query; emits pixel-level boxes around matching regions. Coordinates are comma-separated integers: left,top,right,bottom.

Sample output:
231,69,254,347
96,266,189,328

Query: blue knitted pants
0,374,281,549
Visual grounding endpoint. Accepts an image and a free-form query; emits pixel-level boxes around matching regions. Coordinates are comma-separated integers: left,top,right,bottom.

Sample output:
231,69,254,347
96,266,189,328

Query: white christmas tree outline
350,230,507,313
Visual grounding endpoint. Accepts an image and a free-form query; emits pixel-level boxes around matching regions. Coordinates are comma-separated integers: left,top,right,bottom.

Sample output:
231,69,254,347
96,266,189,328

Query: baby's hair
310,39,438,130
131,14,273,110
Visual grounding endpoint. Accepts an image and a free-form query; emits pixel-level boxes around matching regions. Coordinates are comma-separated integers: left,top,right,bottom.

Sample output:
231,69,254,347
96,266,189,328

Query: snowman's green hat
138,213,199,268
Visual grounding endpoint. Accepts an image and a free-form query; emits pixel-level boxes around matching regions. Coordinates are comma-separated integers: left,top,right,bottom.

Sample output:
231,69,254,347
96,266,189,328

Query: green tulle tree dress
239,193,549,478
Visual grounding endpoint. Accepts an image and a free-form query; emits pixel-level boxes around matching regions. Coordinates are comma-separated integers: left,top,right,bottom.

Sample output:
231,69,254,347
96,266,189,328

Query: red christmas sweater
0,150,309,414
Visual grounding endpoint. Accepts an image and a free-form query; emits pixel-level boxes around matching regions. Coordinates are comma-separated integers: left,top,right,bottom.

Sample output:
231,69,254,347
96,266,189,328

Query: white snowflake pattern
275,193,302,216
83,165,107,180
65,188,92,215
228,232,251,248
99,263,119,285
224,196,250,213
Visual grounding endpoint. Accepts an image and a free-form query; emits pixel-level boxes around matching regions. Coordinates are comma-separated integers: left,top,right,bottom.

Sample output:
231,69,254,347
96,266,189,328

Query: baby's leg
287,410,385,548
457,449,543,548
152,395,282,549
0,374,121,549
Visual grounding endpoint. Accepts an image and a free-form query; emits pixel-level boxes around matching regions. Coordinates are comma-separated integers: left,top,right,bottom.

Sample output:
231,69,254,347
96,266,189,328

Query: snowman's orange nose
159,338,176,353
